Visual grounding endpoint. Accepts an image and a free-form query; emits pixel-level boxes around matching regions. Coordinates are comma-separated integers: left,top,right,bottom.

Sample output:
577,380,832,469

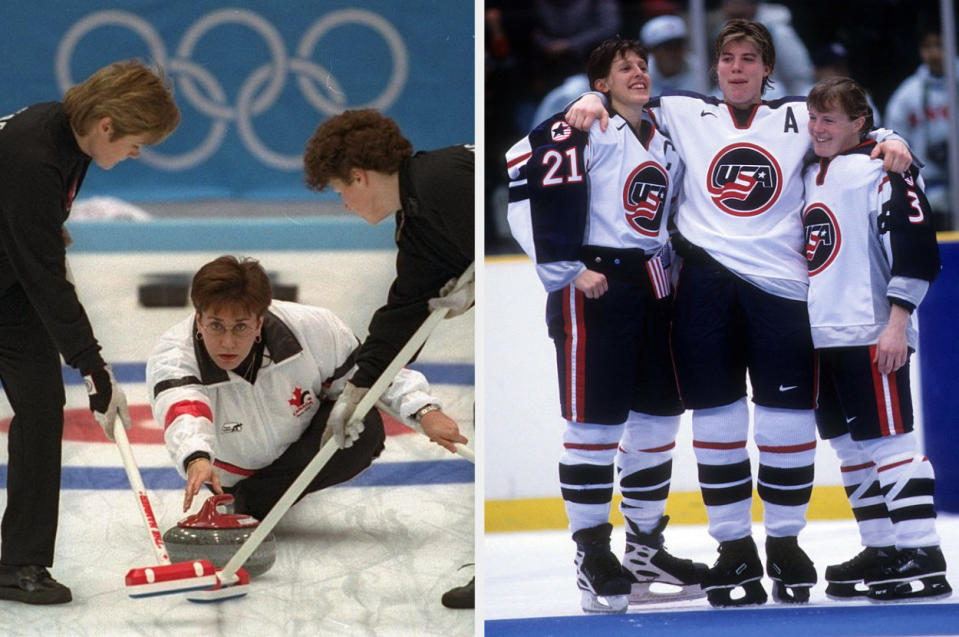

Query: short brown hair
191,256,272,318
303,109,413,191
807,77,874,141
587,38,649,92
63,60,180,144
715,19,776,95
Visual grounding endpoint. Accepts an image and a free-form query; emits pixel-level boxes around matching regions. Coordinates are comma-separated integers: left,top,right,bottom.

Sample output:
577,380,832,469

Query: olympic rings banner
0,1,473,201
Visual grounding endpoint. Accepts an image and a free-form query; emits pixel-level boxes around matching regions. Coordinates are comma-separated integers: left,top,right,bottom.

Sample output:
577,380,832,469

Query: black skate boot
765,536,817,603
867,546,952,603
623,516,707,604
825,546,895,599
703,536,768,607
572,523,631,613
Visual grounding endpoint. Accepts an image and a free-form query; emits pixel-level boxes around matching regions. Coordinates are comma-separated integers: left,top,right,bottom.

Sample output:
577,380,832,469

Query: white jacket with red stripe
146,300,438,487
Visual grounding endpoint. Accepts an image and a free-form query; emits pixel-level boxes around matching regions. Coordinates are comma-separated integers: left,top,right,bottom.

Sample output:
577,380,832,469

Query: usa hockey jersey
802,142,941,350
505,110,682,292
147,300,437,486
647,92,812,298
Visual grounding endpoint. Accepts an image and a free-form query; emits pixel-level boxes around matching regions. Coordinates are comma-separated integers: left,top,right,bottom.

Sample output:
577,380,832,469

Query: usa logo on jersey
802,203,841,275
706,143,783,216
622,161,669,237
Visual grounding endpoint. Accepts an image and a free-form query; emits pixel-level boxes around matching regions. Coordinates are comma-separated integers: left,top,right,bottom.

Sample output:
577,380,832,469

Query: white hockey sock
617,411,680,532
559,420,625,534
692,397,752,542
828,433,893,547
754,405,816,538
860,432,940,548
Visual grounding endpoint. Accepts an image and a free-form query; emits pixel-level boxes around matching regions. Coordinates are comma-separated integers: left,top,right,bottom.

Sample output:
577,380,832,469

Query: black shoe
825,546,895,599
867,546,952,603
441,576,475,609
765,535,817,604
573,523,631,613
704,536,768,607
0,565,72,605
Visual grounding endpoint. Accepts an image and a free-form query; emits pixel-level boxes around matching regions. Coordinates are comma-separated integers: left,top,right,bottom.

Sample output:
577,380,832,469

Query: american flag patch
646,255,671,299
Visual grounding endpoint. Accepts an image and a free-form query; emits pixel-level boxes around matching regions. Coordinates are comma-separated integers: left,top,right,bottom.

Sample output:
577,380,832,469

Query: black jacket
0,102,103,371
351,144,474,387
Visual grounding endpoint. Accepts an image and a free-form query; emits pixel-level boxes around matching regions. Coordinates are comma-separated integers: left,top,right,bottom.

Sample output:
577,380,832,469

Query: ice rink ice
0,247,475,636
485,518,959,635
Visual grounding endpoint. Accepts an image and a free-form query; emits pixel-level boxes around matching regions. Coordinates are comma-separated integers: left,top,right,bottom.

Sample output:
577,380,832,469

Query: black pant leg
0,285,66,566
226,400,386,519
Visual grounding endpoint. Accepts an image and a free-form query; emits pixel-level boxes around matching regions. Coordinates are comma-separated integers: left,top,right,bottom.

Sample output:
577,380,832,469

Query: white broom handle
114,421,171,565
216,262,475,583
347,261,475,427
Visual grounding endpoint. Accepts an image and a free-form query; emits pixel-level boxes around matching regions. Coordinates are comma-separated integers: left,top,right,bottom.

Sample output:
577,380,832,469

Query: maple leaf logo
288,386,314,416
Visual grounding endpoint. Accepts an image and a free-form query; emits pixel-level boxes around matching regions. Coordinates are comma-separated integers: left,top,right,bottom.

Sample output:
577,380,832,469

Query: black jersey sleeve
879,166,941,284
522,114,590,263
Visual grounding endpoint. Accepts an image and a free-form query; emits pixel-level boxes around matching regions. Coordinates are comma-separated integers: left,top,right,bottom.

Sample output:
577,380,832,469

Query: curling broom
114,419,224,597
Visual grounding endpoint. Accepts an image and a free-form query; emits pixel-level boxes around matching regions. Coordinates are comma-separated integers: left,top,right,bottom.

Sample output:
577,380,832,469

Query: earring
255,334,262,343
196,330,203,341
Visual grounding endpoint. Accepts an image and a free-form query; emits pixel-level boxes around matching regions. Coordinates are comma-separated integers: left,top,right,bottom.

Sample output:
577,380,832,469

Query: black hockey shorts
815,345,915,441
670,256,816,410
546,252,682,425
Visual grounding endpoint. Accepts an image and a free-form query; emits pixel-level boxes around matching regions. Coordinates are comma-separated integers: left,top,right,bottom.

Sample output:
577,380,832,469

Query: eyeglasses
199,320,256,337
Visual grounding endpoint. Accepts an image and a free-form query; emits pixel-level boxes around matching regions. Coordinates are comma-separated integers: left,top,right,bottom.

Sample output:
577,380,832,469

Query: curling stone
163,494,276,577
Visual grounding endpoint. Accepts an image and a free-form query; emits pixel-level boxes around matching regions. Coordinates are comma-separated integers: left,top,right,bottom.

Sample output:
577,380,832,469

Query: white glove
428,276,475,318
326,382,368,449
84,364,132,441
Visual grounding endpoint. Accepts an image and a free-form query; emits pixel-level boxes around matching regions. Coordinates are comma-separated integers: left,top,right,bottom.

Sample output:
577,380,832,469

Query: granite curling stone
163,494,277,577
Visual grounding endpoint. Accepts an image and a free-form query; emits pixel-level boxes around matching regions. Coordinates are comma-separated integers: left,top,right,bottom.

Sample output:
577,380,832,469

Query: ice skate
867,546,952,603
765,536,817,603
572,523,631,613
703,536,768,607
622,516,707,604
824,546,895,599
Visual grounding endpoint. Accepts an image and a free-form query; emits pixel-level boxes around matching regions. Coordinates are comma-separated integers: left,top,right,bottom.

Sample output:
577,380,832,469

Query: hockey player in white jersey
506,38,707,614
804,77,950,603
563,19,915,607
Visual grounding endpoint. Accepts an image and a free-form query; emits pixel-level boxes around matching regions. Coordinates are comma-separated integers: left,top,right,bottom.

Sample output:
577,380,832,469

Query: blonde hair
63,60,180,143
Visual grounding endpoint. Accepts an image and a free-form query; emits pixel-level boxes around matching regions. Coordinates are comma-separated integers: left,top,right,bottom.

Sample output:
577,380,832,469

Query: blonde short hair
63,60,180,143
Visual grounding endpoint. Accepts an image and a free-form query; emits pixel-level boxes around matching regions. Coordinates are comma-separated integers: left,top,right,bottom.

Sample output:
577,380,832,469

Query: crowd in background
485,0,958,252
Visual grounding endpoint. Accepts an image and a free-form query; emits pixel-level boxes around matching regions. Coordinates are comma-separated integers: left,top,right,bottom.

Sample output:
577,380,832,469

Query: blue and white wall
0,1,474,201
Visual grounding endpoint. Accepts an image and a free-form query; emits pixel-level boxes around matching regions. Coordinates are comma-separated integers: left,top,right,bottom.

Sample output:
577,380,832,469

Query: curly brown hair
191,256,273,318
303,109,412,191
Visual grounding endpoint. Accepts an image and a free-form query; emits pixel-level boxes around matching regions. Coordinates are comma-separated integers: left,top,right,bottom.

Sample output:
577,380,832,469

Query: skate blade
629,581,705,604
771,581,812,604
867,577,953,604
580,590,629,614
825,581,869,600
705,579,768,607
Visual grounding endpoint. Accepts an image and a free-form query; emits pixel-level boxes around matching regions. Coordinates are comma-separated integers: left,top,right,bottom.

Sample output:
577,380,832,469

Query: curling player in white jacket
147,255,465,520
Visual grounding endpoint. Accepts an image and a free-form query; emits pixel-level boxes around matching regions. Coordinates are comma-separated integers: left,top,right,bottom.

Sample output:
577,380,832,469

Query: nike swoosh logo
846,416,857,423
779,385,798,392
700,110,717,117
